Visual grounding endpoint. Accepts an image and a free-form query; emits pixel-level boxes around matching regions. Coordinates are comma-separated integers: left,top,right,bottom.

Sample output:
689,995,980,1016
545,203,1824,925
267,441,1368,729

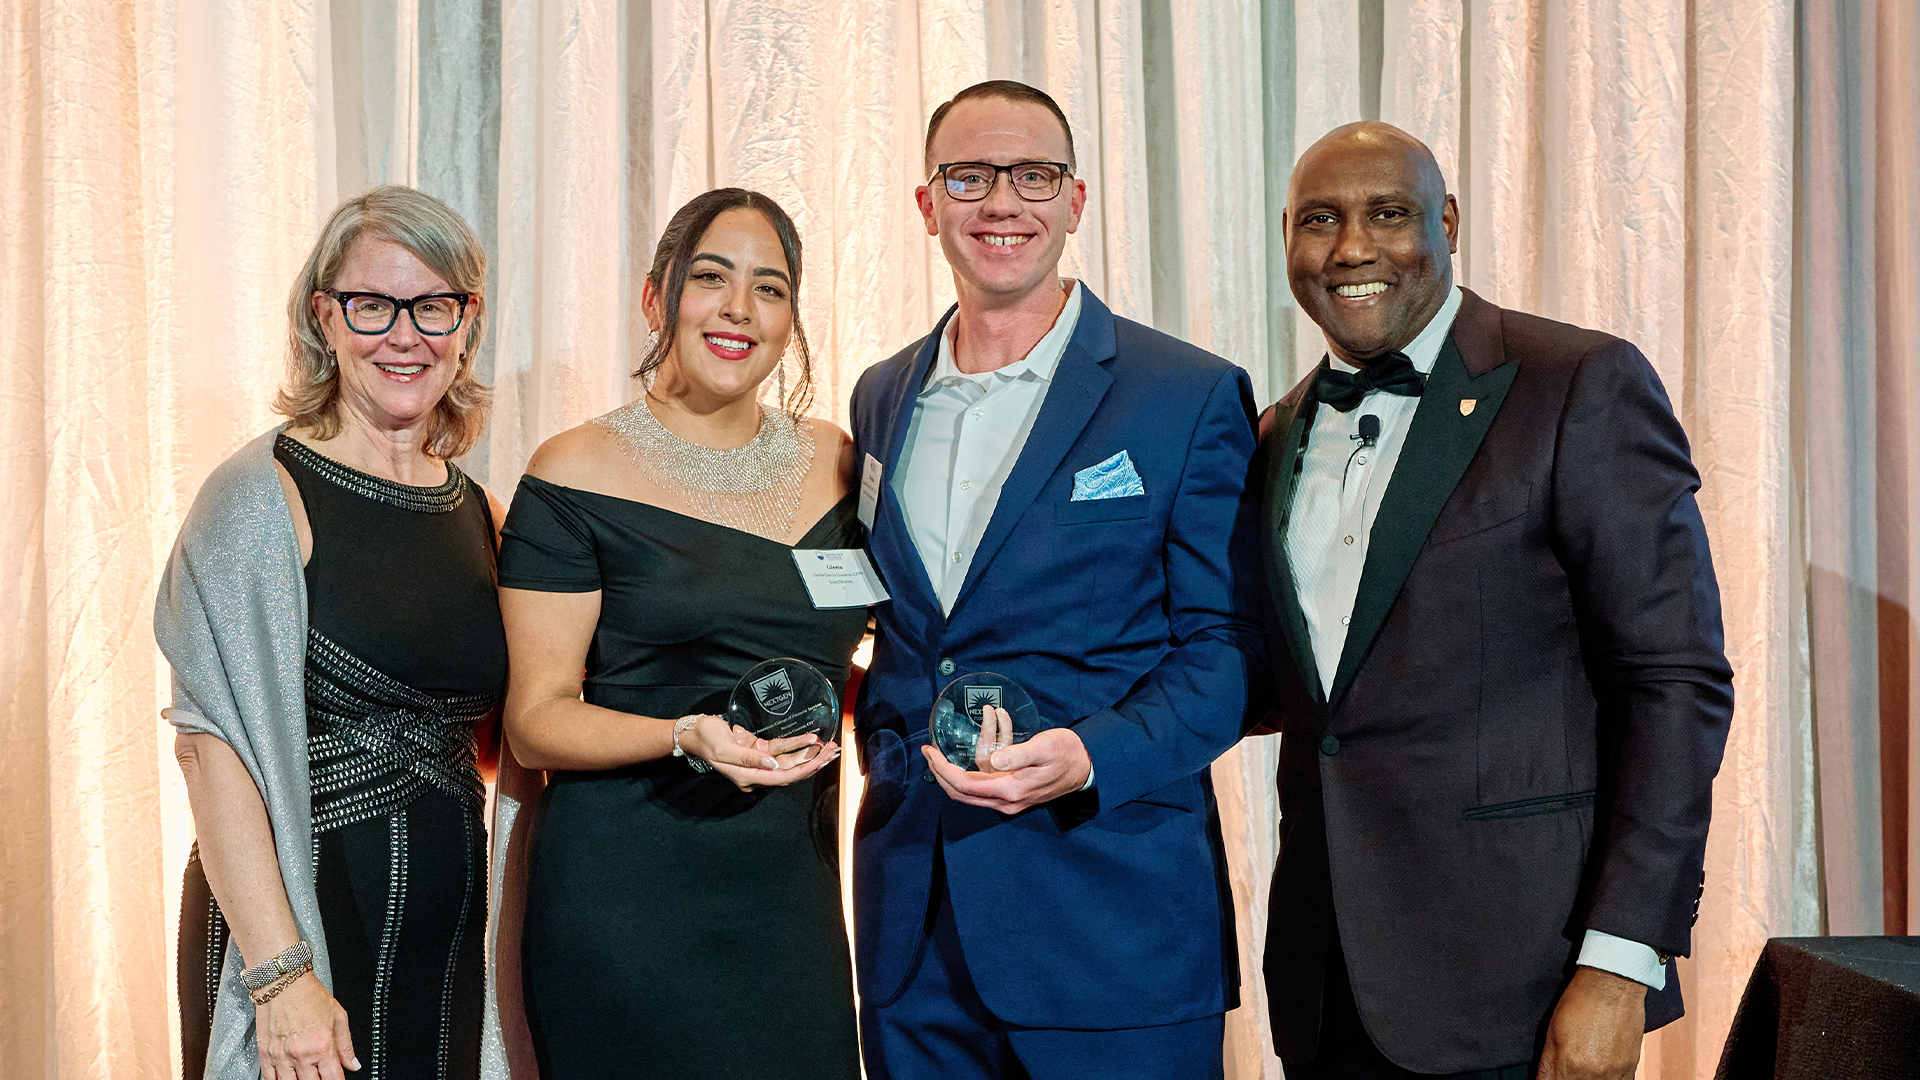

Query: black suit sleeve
1551,339,1734,958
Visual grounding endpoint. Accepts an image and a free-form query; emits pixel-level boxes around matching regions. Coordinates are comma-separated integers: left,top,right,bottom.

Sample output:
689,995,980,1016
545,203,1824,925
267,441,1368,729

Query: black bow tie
1314,352,1426,413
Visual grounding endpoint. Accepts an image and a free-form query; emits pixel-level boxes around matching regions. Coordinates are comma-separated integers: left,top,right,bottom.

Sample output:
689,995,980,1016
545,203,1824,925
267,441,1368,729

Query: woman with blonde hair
160,185,507,1080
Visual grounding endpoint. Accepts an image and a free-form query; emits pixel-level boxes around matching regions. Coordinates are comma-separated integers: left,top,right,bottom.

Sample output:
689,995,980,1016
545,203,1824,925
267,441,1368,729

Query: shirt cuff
1578,930,1667,990
1079,765,1095,792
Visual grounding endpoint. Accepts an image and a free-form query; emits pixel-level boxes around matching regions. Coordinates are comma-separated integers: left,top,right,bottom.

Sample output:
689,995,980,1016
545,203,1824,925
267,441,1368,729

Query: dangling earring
776,345,789,407
639,329,662,388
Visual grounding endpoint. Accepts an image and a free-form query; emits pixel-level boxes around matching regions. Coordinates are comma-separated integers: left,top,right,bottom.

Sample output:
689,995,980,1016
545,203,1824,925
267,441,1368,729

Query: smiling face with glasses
312,236,481,440
918,97,1086,306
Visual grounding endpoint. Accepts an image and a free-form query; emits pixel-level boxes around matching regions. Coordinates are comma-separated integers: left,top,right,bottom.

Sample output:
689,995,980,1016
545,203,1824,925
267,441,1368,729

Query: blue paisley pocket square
1071,450,1146,501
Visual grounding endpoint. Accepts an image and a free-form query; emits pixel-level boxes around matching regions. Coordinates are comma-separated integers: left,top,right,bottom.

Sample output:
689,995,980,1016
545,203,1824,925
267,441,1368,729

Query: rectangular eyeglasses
930,161,1072,202
327,290,471,335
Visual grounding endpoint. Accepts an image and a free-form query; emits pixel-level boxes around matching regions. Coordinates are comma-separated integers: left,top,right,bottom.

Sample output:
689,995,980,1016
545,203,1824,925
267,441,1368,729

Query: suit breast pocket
1054,494,1149,525
1428,483,1534,546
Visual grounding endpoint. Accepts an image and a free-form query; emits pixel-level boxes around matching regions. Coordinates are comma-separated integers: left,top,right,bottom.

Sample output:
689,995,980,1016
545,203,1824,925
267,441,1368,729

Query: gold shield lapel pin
1459,398,1477,416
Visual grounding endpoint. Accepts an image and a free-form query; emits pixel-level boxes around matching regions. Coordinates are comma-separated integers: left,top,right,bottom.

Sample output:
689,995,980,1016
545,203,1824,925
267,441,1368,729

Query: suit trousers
1286,931,1531,1080
860,847,1225,1080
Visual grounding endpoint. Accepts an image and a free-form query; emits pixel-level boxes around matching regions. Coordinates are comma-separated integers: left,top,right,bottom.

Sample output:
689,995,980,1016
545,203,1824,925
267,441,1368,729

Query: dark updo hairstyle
636,188,814,418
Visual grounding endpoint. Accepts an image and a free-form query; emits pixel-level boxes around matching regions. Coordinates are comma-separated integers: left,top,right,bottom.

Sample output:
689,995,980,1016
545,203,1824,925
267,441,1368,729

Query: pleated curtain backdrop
2,2,1916,1079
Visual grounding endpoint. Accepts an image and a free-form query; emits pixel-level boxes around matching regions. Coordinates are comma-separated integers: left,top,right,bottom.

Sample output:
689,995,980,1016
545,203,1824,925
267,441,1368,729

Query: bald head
1283,122,1459,364
1290,122,1447,210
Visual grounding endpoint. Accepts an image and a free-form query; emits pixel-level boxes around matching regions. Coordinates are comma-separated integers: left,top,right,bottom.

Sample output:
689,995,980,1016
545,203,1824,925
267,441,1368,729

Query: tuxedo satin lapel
869,309,954,615
1262,390,1325,707
1328,337,1517,707
948,301,1116,613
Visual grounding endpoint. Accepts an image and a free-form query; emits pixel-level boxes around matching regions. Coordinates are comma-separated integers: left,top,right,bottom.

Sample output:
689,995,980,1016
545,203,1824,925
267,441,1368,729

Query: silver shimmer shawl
155,427,329,1080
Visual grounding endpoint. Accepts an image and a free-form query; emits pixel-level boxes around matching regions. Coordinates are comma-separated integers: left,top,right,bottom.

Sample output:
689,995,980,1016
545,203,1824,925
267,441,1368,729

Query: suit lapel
878,306,952,475
1328,317,1517,708
947,292,1116,613
1261,382,1326,707
867,308,952,614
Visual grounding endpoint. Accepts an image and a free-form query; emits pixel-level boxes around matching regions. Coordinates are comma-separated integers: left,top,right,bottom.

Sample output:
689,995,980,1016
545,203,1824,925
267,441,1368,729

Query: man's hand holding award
922,671,1092,814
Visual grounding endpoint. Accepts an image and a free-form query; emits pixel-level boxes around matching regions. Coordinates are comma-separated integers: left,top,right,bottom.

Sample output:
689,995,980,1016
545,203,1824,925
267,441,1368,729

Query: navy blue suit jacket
849,286,1265,1030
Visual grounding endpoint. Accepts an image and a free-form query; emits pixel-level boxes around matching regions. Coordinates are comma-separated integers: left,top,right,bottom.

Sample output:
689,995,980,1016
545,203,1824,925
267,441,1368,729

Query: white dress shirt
893,280,1083,614
1286,286,1462,697
1289,284,1666,991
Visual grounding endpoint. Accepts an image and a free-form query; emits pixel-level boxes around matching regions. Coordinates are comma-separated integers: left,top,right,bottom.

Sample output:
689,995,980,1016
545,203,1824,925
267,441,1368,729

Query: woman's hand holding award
724,658,839,771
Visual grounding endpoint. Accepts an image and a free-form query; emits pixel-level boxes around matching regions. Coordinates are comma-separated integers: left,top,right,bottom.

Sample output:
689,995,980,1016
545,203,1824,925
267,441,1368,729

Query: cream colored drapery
3,3,1916,1079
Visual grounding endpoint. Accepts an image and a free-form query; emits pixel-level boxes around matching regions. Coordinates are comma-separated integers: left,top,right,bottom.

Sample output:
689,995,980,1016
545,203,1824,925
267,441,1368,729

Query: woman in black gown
167,186,504,1080
497,189,863,1078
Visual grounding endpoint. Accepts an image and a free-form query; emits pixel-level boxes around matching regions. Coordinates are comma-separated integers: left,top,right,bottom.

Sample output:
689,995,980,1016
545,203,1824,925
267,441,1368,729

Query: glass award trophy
930,672,1043,771
725,658,839,742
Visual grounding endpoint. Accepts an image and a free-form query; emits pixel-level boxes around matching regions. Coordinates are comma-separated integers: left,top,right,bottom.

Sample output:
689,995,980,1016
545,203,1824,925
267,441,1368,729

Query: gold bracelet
248,957,314,1006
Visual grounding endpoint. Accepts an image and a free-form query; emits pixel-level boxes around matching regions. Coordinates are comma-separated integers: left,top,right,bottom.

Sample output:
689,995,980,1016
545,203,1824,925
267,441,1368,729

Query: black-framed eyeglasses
930,161,1072,202
326,290,471,335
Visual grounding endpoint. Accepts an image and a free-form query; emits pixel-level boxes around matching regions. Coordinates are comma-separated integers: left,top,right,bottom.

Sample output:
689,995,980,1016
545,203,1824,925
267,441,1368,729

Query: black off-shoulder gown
497,476,865,1079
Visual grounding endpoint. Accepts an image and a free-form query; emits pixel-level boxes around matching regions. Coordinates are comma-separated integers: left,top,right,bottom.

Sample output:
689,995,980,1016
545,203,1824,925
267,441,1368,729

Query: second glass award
930,671,1042,771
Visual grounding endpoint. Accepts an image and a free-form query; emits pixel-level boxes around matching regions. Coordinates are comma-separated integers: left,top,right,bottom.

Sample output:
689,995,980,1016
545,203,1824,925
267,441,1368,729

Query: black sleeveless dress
178,435,505,1080
497,476,866,1079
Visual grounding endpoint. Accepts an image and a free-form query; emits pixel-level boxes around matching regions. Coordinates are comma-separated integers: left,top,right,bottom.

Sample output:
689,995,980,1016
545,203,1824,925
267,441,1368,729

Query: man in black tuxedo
1257,122,1734,1080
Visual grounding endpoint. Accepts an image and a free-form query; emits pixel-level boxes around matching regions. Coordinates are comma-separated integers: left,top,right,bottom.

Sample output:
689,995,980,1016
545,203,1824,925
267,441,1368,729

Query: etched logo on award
931,672,1046,772
727,659,837,744
963,685,1002,719
750,668,796,716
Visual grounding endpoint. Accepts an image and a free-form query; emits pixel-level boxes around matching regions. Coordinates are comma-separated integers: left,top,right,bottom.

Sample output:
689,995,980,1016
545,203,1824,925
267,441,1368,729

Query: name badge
792,549,890,609
859,453,883,530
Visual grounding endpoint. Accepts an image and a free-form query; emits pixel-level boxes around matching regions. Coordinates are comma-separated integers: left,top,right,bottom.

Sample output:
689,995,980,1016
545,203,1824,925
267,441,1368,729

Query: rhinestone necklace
593,395,812,542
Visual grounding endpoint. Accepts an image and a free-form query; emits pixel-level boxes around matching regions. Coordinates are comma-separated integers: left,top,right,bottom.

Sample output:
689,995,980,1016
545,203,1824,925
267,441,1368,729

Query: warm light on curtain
3,3,1916,1079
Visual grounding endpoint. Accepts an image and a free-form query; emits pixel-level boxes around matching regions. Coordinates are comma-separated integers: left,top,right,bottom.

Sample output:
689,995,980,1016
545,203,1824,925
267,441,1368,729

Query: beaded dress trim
306,628,494,833
592,397,813,542
275,433,467,513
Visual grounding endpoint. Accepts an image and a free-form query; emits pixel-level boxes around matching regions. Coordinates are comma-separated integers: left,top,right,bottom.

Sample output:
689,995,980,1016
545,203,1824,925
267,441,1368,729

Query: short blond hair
275,186,491,459
924,80,1077,174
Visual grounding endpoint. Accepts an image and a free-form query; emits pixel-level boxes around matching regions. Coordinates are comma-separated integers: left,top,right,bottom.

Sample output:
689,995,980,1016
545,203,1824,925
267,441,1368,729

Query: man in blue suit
849,79,1266,1079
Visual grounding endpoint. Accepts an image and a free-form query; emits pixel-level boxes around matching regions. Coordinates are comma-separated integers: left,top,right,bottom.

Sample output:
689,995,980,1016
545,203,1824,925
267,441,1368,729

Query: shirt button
938,657,957,676
959,479,972,490
1320,735,1341,756
1343,535,1355,545
952,551,963,563
1356,455,1369,465
971,408,983,419
1341,615,1351,626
